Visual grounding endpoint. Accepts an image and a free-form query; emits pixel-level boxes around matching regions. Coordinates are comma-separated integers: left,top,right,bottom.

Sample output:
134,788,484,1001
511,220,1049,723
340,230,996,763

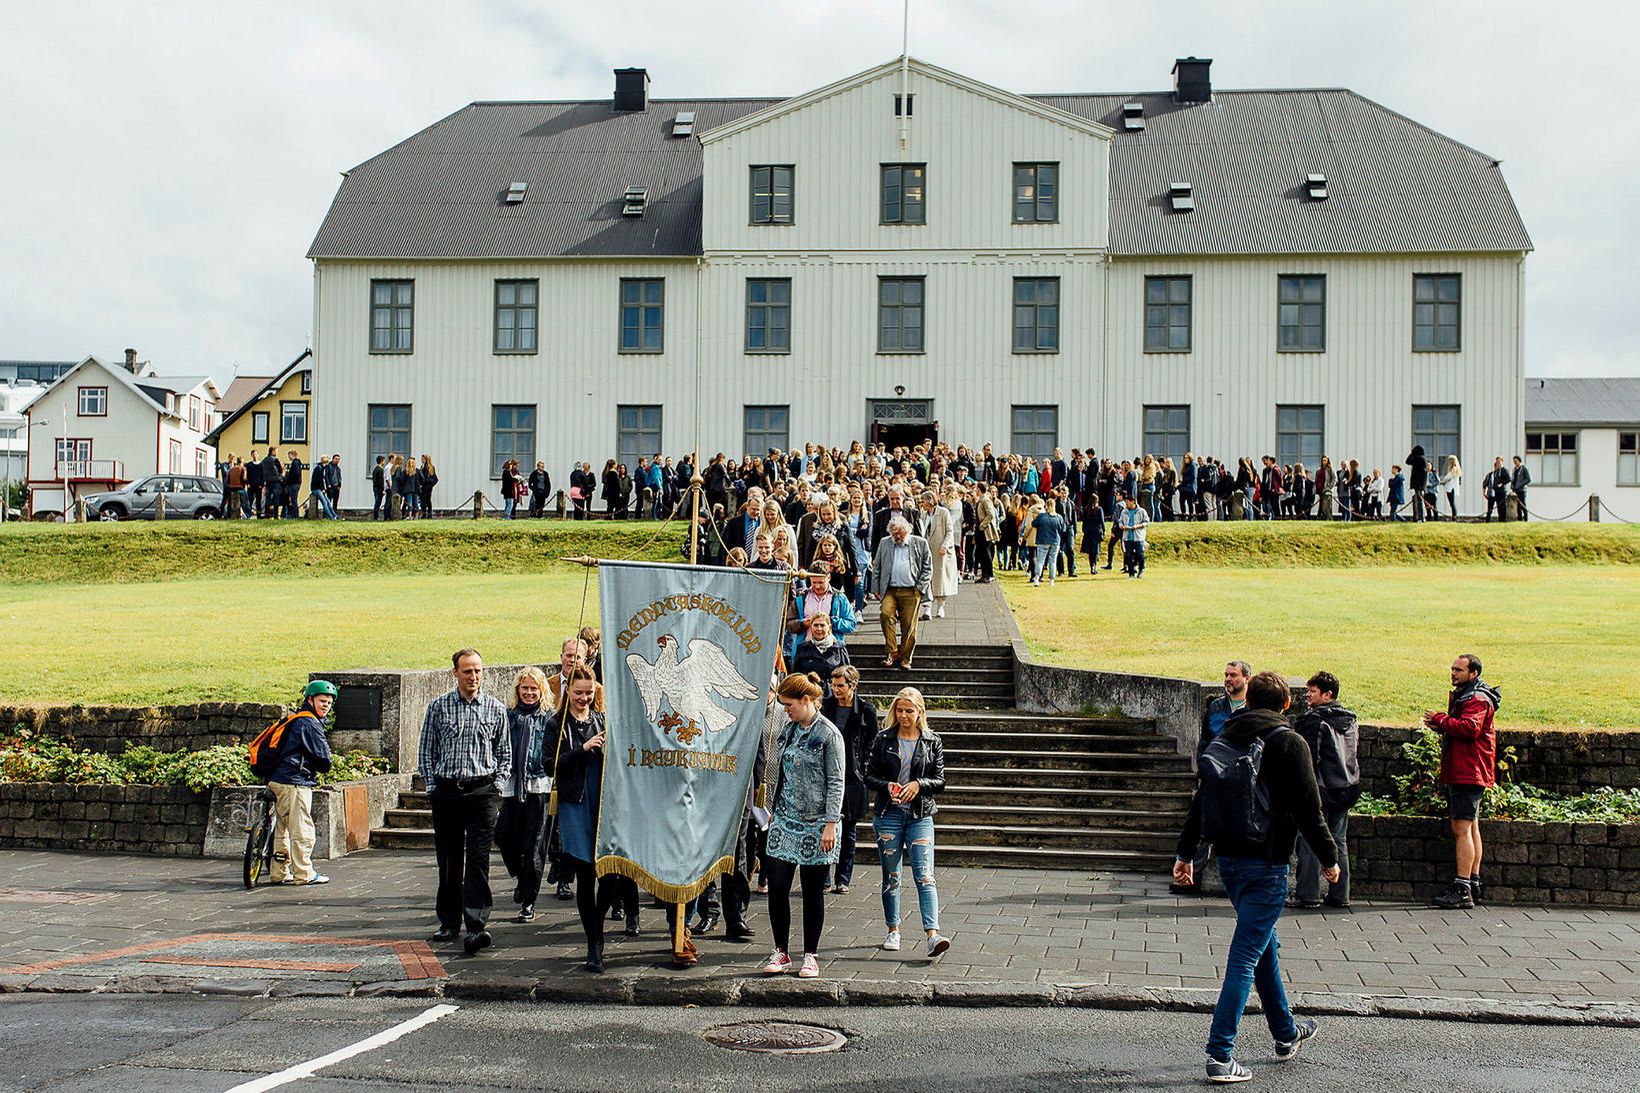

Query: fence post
155,493,166,521
1589,495,1600,523
472,491,483,520
74,498,87,523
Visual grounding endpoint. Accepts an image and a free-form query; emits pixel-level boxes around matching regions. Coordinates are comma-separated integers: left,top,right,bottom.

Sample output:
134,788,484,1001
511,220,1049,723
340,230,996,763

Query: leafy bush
1354,726,1640,823
0,728,388,793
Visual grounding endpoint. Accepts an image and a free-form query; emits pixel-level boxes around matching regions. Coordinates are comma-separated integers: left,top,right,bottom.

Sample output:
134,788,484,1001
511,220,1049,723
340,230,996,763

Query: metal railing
55,459,123,481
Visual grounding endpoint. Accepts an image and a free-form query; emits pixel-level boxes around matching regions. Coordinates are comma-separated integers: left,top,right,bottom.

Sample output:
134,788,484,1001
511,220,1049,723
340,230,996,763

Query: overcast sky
2,0,1635,383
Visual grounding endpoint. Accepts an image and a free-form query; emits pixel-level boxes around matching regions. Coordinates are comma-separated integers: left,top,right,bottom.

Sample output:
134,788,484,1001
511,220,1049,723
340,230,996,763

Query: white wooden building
1523,378,1640,523
20,352,220,519
308,57,1532,513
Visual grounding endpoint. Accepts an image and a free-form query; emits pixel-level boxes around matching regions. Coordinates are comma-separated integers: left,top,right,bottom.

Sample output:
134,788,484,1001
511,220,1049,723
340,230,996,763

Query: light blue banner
595,560,786,902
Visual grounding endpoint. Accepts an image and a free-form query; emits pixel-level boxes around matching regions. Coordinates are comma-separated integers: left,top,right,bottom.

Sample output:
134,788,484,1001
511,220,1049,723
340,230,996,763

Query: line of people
217,449,341,519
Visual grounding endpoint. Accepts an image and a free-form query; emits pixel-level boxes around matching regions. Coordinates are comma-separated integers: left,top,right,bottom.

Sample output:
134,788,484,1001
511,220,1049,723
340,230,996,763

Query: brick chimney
123,348,139,374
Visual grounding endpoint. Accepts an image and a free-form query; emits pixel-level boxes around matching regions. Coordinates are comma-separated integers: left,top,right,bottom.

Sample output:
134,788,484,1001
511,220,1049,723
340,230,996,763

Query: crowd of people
217,449,344,520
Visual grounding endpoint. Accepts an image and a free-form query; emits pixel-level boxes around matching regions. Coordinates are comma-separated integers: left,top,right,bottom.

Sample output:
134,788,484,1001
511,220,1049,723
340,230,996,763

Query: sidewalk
3,850,1636,1024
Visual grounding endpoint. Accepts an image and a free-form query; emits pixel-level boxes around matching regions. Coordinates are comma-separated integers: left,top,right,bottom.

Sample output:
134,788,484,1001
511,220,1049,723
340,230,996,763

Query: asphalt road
4,994,1637,1092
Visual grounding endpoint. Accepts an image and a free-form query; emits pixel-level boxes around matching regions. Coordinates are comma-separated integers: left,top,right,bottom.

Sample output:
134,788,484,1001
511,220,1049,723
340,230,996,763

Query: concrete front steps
369,645,1192,874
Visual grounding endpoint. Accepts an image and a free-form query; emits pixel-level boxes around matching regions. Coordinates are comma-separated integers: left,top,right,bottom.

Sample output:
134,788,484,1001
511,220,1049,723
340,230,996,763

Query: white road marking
223,1003,458,1092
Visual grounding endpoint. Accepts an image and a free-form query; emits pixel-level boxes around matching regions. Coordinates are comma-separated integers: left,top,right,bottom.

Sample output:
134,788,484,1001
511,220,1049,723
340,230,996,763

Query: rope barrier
1599,499,1636,525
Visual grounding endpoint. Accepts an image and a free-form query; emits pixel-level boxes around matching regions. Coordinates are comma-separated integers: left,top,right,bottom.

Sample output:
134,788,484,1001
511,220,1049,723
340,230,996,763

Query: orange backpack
247,711,309,779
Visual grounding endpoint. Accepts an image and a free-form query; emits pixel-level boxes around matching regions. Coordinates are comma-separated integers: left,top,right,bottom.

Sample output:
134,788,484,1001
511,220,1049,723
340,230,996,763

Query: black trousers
973,537,994,581
765,858,828,956
572,860,637,946
430,780,501,934
494,792,549,907
830,814,859,886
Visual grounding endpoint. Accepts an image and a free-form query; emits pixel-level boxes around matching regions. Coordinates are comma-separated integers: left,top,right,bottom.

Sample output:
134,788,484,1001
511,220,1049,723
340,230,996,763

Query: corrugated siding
1102,253,1524,512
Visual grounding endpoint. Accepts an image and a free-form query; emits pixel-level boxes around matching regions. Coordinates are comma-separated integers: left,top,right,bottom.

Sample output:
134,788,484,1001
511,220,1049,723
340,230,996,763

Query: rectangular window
168,439,182,474
745,279,791,353
1011,405,1058,464
77,386,107,416
1143,405,1191,466
300,371,312,395
195,449,209,477
881,164,926,224
617,405,662,470
1276,405,1325,470
1620,432,1638,486
1278,275,1326,352
367,404,411,464
280,401,308,444
1013,163,1058,222
1144,276,1192,352
370,279,414,353
749,165,794,224
619,278,665,353
877,277,925,353
1012,278,1060,353
1525,430,1578,487
1411,405,1462,480
491,405,537,479
495,279,539,353
251,412,269,445
743,405,790,457
1413,274,1461,351
55,438,92,473
189,395,202,432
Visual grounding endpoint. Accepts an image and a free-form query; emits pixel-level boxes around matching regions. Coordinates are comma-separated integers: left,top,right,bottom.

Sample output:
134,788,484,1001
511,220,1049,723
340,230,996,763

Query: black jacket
548,709,604,806
820,695,878,819
1293,701,1362,808
1511,464,1531,493
1176,707,1337,868
862,728,946,820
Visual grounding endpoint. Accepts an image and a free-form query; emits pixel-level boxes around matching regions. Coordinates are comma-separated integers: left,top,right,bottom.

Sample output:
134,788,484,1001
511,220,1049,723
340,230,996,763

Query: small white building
1523,378,1640,523
20,352,220,519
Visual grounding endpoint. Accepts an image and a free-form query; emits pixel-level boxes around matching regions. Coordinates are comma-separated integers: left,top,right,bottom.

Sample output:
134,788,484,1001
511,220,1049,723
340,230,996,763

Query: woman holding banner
760,672,845,979
551,665,636,973
865,686,951,958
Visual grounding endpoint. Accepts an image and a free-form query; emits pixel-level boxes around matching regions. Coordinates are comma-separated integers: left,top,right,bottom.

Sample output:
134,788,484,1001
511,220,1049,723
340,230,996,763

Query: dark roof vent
1305,174,1328,201
613,67,649,112
1121,102,1145,131
1169,182,1195,212
621,186,648,217
1172,57,1212,104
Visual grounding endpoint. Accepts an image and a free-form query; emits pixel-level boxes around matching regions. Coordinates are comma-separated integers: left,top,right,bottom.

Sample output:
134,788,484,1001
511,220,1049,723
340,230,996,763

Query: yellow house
204,349,314,499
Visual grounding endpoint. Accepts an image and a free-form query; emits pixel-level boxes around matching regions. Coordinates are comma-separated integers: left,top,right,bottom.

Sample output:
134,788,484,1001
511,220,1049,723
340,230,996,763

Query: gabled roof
1525,378,1640,428
218,374,276,418
309,65,1530,260
20,356,169,418
203,349,312,446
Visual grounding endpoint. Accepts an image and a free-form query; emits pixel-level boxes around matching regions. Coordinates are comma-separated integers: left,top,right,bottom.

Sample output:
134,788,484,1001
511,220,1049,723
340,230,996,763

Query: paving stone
531,975,635,1005
352,979,443,997
932,982,1055,1007
737,977,844,1006
842,979,934,1006
443,975,537,1002
630,975,741,1006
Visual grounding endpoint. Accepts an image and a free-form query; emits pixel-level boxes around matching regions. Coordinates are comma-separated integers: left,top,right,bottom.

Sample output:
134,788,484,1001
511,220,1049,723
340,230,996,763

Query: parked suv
84,475,223,520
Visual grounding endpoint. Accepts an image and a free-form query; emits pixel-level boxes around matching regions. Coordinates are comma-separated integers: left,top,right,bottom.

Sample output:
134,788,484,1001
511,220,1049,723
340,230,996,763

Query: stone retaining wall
1357,725,1640,796
0,783,210,855
0,702,287,755
1348,815,1640,907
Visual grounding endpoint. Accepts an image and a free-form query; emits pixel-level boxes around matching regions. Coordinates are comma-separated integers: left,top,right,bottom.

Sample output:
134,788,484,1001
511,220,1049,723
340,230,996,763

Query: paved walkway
850,573,1022,649
3,850,1637,1022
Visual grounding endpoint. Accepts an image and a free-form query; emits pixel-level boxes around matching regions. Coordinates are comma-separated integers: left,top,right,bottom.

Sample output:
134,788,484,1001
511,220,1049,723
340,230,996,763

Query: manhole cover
702,1021,848,1054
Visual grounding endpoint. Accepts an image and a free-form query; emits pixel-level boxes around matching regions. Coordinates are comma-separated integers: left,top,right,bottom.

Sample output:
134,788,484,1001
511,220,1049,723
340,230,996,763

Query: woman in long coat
923,491,958,619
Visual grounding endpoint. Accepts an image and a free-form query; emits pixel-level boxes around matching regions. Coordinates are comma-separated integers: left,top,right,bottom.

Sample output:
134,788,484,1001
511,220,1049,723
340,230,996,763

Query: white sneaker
926,933,950,957
798,953,821,978
936,604,946,618
760,949,791,974
882,930,901,951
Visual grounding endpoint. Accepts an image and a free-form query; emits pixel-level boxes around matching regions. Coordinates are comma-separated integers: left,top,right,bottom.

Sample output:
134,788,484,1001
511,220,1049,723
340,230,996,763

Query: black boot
556,880,573,901
1430,880,1474,910
584,940,605,973
1470,876,1484,906
625,914,641,938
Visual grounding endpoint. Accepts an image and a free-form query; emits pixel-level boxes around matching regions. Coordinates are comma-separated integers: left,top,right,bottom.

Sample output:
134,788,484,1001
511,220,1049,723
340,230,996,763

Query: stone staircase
370,643,1191,874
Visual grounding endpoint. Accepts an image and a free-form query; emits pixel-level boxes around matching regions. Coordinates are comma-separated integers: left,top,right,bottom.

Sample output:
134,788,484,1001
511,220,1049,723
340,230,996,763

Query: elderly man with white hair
871,515,932,671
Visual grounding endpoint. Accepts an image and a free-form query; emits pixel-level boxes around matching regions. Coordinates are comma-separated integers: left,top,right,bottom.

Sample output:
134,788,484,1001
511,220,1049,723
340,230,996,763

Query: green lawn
1004,565,1640,729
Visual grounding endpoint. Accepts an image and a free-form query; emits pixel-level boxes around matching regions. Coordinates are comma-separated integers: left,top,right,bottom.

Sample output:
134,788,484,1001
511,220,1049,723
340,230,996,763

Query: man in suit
871,515,932,671
547,638,606,712
869,485,922,553
1482,457,1509,522
1510,456,1531,521
722,486,765,555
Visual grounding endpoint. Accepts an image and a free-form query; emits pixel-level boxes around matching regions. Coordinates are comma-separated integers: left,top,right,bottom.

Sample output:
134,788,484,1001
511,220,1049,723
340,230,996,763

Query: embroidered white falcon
625,634,760,736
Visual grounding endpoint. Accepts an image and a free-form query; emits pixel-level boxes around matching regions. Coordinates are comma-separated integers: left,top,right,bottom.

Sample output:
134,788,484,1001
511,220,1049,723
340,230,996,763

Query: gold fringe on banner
595,853,736,905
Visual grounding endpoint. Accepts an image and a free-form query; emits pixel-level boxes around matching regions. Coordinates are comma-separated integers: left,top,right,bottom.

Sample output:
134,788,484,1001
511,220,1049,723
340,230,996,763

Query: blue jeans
1033,541,1059,582
503,496,516,519
875,810,938,931
316,492,338,520
1208,857,1299,1063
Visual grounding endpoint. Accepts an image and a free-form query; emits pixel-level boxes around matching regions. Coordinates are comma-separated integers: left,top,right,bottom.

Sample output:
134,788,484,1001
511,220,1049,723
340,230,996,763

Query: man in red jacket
1422,653,1500,910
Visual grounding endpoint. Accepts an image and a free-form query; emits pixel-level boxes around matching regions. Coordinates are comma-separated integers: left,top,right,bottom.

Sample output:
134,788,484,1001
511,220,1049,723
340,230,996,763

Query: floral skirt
765,806,838,867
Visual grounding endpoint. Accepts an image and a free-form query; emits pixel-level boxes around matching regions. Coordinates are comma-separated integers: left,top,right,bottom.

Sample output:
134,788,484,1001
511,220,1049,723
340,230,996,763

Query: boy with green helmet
268,679,337,885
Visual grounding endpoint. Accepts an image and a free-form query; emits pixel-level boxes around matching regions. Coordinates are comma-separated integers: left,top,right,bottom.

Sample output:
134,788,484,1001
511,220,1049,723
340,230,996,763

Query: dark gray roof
310,86,1530,260
1525,378,1640,428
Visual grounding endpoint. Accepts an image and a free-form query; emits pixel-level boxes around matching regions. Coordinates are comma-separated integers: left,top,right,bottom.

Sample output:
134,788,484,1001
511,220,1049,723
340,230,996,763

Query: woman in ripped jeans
864,686,951,958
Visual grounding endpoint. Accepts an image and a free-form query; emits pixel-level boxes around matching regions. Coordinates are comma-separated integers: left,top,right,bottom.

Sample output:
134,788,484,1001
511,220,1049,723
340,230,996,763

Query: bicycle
242,787,278,889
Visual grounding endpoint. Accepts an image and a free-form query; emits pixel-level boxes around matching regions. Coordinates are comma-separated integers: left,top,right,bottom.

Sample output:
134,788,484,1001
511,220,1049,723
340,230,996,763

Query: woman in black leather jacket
862,686,951,958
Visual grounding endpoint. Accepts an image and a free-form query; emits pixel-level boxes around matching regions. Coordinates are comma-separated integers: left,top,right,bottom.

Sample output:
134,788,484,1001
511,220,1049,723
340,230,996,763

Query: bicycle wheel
243,808,272,889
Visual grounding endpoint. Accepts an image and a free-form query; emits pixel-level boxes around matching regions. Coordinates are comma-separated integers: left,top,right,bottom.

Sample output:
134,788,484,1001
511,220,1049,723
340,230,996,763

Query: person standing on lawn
1118,494,1149,577
1291,672,1360,910
418,648,510,956
266,680,336,886
1423,653,1500,910
1174,670,1339,1084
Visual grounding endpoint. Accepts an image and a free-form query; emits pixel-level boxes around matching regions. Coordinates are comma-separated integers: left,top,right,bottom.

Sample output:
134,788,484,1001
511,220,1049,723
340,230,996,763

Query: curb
3,972,1636,1027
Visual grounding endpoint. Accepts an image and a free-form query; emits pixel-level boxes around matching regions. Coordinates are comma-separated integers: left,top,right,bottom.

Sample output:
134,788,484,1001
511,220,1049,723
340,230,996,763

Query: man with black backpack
1174,671,1339,1084
260,680,336,886
1291,672,1360,910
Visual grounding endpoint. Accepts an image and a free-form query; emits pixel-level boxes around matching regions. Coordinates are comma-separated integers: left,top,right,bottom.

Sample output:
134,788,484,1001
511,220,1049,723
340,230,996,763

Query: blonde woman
496,667,553,922
418,454,438,518
1441,455,1463,520
863,687,949,957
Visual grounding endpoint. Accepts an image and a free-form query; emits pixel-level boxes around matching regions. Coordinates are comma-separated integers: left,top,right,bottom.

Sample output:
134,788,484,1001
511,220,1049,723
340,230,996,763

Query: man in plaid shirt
419,648,510,955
